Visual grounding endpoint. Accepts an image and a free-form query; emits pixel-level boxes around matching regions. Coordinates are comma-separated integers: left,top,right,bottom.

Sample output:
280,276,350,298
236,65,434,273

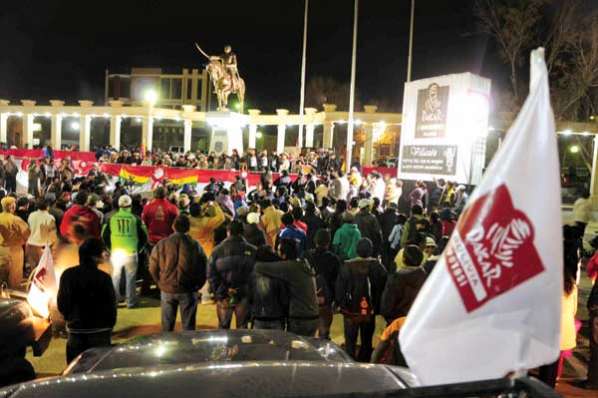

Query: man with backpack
304,229,341,339
335,238,387,361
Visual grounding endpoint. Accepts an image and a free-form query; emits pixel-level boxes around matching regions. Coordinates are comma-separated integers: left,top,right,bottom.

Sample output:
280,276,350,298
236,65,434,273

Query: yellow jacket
261,206,283,248
0,213,30,247
560,285,578,351
189,203,225,257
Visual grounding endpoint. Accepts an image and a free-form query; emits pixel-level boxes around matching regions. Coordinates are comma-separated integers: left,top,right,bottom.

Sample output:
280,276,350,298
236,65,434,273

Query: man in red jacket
141,186,179,246
60,190,101,242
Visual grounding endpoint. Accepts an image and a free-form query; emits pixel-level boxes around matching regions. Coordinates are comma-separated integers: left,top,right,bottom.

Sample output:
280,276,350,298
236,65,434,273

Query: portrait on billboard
415,83,450,138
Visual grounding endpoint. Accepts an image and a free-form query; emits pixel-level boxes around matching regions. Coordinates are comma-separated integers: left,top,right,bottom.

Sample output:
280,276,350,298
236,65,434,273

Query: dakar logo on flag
445,184,545,312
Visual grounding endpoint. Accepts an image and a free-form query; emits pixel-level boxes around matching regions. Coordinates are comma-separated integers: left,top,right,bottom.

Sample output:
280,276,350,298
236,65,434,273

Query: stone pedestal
207,112,245,156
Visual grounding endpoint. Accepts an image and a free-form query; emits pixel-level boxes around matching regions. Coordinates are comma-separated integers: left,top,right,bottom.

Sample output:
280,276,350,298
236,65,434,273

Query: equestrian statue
195,43,246,112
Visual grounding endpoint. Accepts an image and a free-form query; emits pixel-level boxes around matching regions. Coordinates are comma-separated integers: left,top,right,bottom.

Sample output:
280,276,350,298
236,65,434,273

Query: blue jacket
277,225,307,258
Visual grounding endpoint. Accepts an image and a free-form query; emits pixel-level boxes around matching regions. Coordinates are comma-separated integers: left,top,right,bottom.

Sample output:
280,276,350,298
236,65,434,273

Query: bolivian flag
166,168,200,185
119,168,150,184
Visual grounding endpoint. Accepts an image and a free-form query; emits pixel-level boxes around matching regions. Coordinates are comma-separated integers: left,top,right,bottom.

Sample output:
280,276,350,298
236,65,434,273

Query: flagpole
407,0,415,82
298,0,309,149
346,0,359,169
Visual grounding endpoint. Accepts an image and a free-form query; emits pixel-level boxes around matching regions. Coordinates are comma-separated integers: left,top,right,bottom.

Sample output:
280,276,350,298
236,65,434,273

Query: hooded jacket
354,209,383,255
380,265,428,322
189,203,225,257
208,235,257,301
254,259,318,319
335,257,388,316
332,223,361,260
261,206,283,247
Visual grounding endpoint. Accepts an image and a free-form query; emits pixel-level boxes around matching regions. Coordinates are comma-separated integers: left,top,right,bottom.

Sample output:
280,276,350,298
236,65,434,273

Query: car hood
1,362,413,398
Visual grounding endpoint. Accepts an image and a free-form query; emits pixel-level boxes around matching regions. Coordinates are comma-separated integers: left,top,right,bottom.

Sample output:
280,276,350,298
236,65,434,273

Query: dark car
0,363,559,398
63,329,352,375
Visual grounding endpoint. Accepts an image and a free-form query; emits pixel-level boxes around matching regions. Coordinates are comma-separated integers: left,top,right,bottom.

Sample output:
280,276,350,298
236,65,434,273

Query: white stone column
21,100,36,149
183,119,192,152
322,103,337,149
276,108,289,154
363,105,378,166
591,135,598,208
49,100,64,150
142,116,154,152
304,107,317,148
23,114,35,149
108,100,124,150
78,101,93,151
182,105,196,153
109,115,122,150
247,109,261,149
0,100,8,144
0,114,7,145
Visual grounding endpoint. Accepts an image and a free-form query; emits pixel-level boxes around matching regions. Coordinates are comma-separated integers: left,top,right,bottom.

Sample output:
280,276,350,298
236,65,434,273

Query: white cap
425,236,437,248
247,212,260,225
118,195,132,208
358,198,371,209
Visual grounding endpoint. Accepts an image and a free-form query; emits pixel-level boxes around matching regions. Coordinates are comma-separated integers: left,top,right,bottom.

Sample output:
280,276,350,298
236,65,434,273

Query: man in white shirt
573,191,593,239
27,198,57,270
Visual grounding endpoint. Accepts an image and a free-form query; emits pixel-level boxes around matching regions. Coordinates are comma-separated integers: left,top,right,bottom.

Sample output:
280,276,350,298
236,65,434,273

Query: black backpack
342,263,373,322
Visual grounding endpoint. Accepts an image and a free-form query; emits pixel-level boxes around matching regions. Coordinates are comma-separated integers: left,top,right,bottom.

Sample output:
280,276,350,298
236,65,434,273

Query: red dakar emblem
444,184,545,312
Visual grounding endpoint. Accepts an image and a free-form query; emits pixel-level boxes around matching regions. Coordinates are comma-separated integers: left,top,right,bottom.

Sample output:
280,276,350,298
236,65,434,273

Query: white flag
399,48,563,385
27,245,57,319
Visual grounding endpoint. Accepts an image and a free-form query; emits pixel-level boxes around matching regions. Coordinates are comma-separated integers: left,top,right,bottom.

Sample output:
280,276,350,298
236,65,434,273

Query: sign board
398,73,491,185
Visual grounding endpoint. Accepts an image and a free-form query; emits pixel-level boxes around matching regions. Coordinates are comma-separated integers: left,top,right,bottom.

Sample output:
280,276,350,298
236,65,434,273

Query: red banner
0,149,96,162
99,163,287,186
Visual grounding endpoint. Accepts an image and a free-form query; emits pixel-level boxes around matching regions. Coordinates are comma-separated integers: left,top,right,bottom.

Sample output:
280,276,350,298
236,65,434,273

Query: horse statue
196,43,245,112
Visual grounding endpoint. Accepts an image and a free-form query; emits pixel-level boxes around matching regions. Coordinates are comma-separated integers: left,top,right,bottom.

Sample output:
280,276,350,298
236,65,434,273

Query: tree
305,76,361,111
475,0,545,103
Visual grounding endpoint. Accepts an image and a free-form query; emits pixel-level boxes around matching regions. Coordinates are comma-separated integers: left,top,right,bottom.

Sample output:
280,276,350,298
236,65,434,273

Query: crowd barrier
1,149,396,186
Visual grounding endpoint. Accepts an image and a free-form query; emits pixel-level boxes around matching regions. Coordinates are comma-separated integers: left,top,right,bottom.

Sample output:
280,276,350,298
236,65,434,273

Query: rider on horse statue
211,45,240,89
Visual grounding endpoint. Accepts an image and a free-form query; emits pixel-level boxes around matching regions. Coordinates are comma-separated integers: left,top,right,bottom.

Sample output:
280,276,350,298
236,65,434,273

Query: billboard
398,73,491,185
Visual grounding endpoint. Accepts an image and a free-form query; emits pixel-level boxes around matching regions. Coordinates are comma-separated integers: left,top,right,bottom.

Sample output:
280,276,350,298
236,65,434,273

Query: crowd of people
0,147,596,390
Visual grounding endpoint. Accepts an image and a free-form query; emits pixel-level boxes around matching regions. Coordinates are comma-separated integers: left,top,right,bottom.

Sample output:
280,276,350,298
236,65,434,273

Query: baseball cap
118,195,132,208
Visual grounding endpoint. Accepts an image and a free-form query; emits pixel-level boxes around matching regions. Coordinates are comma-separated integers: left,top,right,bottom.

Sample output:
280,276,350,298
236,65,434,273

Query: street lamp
256,131,263,139
144,89,158,106
569,145,580,154
70,121,80,130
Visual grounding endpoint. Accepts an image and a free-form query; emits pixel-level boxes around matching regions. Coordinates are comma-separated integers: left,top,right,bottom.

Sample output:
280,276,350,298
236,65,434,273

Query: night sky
0,0,499,113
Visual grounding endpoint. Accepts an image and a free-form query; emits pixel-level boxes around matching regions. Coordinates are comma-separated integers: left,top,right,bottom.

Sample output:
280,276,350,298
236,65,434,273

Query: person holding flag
399,49,564,386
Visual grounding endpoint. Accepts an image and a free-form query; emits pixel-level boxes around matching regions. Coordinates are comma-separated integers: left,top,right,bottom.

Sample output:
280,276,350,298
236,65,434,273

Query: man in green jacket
332,212,362,260
102,195,148,308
